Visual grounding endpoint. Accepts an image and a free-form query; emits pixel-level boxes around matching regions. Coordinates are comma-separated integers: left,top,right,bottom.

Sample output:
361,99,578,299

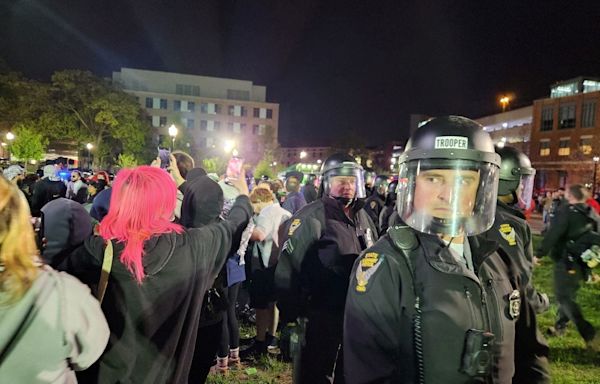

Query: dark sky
1,0,599,146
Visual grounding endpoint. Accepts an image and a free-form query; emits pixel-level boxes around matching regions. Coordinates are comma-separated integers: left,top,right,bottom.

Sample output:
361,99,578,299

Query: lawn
207,235,600,383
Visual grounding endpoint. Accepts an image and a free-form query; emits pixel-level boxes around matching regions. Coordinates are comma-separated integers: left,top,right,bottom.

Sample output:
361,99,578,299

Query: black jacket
537,203,593,261
61,196,252,384
275,196,378,322
363,193,385,234
31,178,67,216
344,227,519,384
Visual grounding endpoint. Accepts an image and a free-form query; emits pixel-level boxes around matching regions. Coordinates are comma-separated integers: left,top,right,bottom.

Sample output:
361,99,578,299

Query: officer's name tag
435,136,468,149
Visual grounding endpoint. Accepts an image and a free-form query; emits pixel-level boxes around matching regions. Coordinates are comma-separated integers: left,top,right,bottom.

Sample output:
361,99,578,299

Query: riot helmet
364,168,377,188
496,146,536,208
397,116,501,237
373,175,390,197
318,153,366,205
386,179,398,204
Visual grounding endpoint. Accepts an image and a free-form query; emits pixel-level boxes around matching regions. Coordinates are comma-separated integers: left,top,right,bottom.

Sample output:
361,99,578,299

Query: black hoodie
61,195,252,384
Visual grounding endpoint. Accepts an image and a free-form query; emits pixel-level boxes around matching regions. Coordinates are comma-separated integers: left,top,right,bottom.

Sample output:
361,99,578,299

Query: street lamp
168,124,178,150
86,143,93,170
300,151,307,159
223,139,235,153
500,96,510,112
5,132,15,161
593,156,600,194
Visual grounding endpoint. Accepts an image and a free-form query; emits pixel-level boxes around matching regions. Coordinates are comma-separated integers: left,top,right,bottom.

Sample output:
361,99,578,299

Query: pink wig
99,166,183,282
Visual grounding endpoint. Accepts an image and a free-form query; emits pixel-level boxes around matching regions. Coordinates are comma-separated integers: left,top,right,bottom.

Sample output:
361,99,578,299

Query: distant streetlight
593,156,600,194
500,96,510,112
317,159,322,164
300,151,307,159
224,139,235,153
168,124,178,150
86,143,94,169
5,132,15,160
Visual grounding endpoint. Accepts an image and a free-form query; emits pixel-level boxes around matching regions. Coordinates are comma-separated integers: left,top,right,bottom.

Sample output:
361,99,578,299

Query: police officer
363,175,389,234
363,167,377,196
344,116,520,384
302,173,319,204
536,184,599,349
379,179,398,234
275,153,378,383
486,146,550,383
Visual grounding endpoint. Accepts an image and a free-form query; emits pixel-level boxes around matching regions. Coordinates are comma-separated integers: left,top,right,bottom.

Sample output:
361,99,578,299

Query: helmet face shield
518,173,535,209
397,159,499,237
322,163,366,200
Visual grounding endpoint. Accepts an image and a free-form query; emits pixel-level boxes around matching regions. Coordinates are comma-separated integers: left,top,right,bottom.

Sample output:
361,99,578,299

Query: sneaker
215,356,228,374
229,347,241,367
267,336,280,354
586,334,600,352
240,340,267,360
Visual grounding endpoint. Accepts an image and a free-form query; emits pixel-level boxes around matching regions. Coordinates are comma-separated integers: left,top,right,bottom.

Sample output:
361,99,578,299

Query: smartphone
158,148,171,169
226,156,244,181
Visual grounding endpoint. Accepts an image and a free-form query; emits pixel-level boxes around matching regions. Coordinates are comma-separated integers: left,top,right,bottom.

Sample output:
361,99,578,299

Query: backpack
566,206,600,269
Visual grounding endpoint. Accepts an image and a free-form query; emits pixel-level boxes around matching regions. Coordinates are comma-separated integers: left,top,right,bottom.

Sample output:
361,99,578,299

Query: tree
116,153,139,169
10,123,48,170
253,158,276,180
202,157,227,175
44,70,151,167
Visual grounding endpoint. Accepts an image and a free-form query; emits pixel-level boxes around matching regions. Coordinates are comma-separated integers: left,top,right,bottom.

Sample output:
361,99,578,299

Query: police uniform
363,193,385,234
344,226,520,384
537,202,597,342
487,201,550,383
275,195,378,383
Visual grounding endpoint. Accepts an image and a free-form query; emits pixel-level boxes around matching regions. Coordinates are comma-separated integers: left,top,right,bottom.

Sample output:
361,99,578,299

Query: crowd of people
1,115,599,384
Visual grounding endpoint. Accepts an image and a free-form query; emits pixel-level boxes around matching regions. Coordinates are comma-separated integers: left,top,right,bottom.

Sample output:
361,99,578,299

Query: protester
59,163,252,383
282,172,306,214
536,184,600,350
30,164,67,216
0,174,109,383
66,170,88,204
242,187,292,359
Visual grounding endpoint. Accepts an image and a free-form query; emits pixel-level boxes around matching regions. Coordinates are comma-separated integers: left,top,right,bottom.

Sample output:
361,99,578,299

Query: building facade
529,77,600,191
113,68,279,165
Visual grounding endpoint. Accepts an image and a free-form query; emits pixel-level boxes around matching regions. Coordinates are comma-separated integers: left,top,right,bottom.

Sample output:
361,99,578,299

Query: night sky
1,0,600,146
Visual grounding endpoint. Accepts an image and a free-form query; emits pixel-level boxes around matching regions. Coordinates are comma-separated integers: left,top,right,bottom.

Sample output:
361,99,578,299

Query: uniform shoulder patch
288,219,302,236
355,252,385,293
499,223,516,246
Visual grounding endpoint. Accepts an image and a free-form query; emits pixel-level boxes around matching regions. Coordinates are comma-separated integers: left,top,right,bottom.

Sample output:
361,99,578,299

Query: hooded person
282,171,307,214
30,165,67,216
41,197,94,268
3,164,25,184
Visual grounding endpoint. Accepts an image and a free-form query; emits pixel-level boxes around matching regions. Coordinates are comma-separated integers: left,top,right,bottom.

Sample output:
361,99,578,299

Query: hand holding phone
158,148,171,169
226,156,244,181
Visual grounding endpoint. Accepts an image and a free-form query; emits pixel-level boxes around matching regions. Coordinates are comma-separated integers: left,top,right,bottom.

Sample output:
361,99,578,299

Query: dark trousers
297,309,345,384
188,320,223,383
553,261,595,341
513,299,551,384
218,283,241,357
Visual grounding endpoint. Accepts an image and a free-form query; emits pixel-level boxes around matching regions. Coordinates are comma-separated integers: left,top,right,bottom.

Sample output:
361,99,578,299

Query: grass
207,235,600,383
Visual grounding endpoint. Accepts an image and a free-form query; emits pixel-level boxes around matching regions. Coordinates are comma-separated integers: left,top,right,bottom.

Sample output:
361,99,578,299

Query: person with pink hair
60,161,252,383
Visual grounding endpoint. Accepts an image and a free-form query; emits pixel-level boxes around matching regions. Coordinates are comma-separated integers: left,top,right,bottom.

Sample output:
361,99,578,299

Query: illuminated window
583,80,600,94
541,107,553,131
580,136,593,154
582,100,597,127
558,138,570,156
539,141,550,156
559,104,576,129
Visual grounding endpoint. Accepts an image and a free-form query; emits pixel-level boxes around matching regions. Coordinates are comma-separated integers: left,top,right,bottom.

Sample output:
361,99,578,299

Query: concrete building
278,146,333,167
475,106,533,155
113,68,279,165
529,77,600,191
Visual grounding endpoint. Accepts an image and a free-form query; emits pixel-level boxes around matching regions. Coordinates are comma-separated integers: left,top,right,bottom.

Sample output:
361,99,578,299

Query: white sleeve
59,272,110,370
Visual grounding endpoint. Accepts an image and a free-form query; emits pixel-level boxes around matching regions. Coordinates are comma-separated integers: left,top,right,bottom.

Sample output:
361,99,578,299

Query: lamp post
6,132,14,161
86,143,93,170
168,124,178,151
593,156,600,194
500,96,510,112
300,150,307,160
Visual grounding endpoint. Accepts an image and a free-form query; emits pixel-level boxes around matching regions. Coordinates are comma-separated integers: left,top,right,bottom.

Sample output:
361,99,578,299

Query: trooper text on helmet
396,115,501,237
319,153,366,207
